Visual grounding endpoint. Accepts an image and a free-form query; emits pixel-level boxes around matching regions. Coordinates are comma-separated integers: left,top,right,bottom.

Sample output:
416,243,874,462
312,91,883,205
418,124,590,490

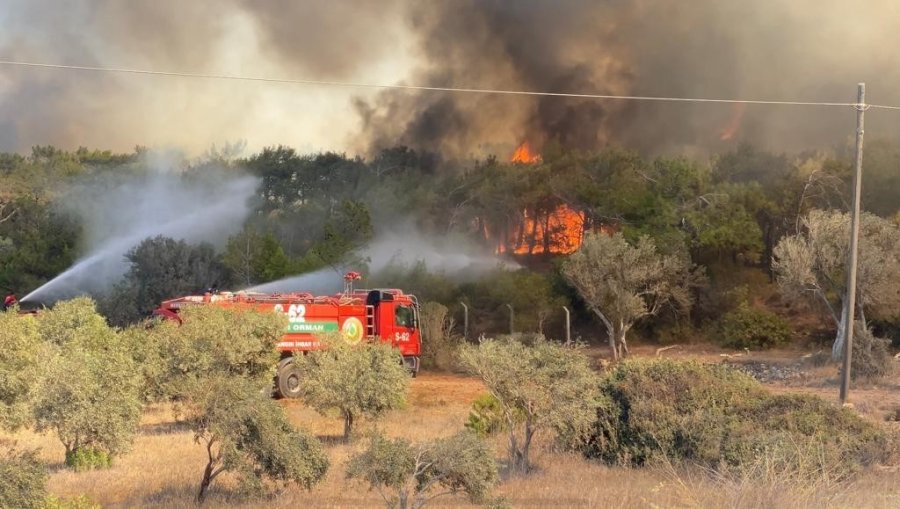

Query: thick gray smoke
22,152,258,302
247,229,517,294
3,1,900,156
0,0,406,153
356,0,900,156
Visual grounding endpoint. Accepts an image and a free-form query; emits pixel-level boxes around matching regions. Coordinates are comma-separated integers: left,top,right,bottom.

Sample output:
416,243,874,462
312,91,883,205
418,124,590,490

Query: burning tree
477,144,590,255
562,232,702,359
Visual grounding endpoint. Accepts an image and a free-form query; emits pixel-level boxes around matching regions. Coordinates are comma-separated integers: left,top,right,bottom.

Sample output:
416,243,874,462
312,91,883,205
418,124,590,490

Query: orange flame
510,141,542,164
496,205,585,255
719,102,746,141
486,141,584,254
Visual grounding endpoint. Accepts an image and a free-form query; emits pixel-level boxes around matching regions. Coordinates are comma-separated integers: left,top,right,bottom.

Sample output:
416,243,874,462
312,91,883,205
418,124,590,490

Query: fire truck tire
275,358,303,399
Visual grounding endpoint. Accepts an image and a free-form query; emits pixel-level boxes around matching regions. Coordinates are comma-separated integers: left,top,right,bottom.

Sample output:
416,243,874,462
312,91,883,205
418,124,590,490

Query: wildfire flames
496,205,586,255
719,102,747,141
510,141,542,164
491,142,585,255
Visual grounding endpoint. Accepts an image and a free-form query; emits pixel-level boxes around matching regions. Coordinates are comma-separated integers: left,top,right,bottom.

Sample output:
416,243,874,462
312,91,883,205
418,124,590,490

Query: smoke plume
356,0,900,156
0,0,406,153
3,1,900,156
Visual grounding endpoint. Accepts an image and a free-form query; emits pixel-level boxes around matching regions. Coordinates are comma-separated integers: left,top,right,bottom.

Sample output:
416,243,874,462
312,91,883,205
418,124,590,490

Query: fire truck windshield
395,304,414,328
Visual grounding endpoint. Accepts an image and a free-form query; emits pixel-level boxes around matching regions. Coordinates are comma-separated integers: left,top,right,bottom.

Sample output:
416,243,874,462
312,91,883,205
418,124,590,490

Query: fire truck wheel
275,358,303,399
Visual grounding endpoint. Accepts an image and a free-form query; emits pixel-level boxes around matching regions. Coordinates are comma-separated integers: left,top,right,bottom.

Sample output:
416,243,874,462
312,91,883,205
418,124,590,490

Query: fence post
563,306,571,346
505,304,514,334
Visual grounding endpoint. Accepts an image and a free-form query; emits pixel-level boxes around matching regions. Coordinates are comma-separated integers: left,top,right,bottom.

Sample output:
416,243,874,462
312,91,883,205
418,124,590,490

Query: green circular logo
341,317,364,344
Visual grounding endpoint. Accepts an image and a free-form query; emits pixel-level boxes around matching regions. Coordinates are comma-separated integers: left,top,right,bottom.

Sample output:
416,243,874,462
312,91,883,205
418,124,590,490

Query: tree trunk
592,307,618,361
343,411,354,441
608,333,619,361
520,421,535,473
197,460,215,503
616,325,630,358
832,299,849,360
507,426,520,472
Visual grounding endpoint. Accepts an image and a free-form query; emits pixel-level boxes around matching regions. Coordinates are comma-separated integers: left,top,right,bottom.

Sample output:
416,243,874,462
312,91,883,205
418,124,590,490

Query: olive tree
32,298,143,470
299,335,410,440
130,304,320,503
183,375,329,503
0,308,43,430
458,337,600,474
347,431,497,509
561,232,701,359
127,305,284,401
774,209,900,359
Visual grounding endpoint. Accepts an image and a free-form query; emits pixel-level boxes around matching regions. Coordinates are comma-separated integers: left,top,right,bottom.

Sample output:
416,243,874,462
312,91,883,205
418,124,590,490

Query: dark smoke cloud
2,1,900,156
356,0,900,157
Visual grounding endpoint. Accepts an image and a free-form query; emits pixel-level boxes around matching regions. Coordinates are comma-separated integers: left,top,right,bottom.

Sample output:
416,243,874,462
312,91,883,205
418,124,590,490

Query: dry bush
588,359,890,479
418,301,460,372
850,325,893,381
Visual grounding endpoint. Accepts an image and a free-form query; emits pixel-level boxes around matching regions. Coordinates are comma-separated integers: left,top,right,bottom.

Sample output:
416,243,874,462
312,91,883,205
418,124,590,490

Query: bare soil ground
4,346,900,508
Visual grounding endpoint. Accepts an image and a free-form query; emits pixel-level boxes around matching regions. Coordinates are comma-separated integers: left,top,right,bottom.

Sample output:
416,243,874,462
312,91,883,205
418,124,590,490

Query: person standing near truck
3,291,17,310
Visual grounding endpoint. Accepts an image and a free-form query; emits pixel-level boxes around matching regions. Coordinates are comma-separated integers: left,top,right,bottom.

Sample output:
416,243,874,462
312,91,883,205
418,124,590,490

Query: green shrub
717,303,791,349
0,448,47,509
465,394,507,437
587,359,890,479
64,447,112,471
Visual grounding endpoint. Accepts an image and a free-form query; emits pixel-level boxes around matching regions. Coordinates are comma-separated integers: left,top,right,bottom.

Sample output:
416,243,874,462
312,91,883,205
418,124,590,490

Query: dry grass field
4,349,900,508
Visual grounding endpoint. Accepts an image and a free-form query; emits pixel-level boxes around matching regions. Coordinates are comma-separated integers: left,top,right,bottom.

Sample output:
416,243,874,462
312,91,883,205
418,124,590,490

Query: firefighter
3,291,17,310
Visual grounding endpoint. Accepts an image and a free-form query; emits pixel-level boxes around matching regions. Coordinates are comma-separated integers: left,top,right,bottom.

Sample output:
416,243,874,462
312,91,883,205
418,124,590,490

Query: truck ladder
365,304,376,338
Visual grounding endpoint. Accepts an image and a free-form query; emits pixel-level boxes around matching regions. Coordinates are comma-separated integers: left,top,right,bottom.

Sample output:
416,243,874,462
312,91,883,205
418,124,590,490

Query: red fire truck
153,272,421,398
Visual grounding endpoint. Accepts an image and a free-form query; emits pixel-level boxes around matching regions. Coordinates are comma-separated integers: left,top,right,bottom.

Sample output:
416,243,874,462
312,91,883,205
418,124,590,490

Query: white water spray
245,229,519,294
22,161,258,303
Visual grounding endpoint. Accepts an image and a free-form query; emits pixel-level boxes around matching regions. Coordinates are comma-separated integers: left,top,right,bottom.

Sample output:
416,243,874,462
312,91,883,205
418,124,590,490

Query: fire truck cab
153,273,421,399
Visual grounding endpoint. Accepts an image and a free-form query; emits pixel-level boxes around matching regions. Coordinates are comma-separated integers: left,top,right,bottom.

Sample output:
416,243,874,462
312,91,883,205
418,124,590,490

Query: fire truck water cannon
153,272,421,399
343,271,362,294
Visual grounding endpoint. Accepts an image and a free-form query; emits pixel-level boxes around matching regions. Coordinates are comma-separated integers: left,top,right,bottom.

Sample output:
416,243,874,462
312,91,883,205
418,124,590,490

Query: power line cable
3,59,894,110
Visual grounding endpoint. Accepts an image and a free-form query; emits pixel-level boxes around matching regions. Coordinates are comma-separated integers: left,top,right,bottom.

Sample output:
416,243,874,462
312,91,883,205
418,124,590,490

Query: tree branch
0,202,16,224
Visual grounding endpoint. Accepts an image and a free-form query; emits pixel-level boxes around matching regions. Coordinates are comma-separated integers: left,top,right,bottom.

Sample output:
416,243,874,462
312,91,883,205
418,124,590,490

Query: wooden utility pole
840,83,866,404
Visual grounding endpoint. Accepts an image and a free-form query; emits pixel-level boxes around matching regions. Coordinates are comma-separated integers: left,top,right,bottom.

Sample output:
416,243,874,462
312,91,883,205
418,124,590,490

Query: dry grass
4,356,900,508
